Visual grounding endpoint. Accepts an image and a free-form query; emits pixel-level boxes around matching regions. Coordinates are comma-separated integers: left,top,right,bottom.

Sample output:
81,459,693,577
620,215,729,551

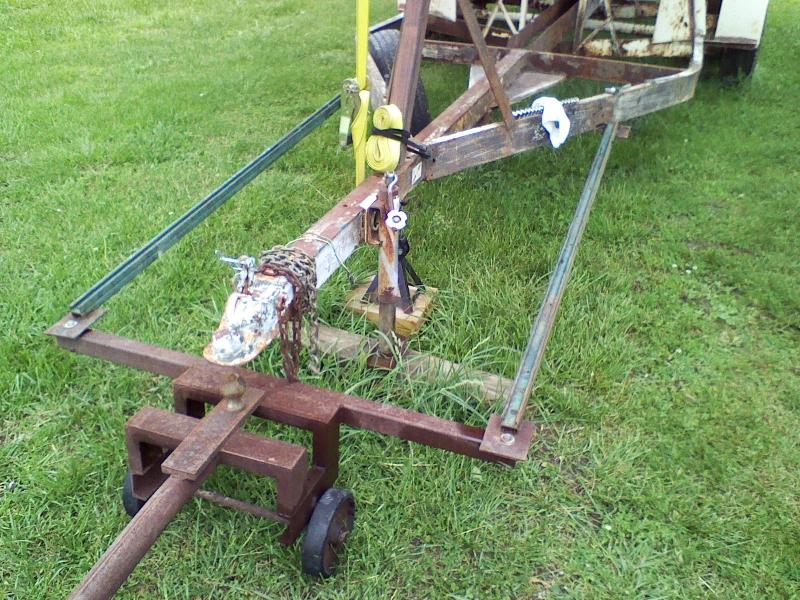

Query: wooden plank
127,407,307,478
308,325,512,403
344,284,438,337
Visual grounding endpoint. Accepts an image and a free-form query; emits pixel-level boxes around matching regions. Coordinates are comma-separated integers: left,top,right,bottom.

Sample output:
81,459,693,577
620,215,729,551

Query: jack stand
364,234,423,313
346,233,437,338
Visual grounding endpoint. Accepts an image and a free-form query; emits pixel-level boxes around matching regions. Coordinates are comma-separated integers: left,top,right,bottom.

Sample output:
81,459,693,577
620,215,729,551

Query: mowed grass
1,0,799,597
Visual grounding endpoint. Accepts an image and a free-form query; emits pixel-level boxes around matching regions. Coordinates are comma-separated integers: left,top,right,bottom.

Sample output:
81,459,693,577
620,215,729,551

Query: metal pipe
68,473,209,600
195,489,288,523
585,18,655,35
376,182,400,352
501,121,618,430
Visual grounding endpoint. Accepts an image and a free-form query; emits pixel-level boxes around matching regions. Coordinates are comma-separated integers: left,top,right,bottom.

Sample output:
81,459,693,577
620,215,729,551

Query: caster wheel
122,470,147,518
301,487,356,577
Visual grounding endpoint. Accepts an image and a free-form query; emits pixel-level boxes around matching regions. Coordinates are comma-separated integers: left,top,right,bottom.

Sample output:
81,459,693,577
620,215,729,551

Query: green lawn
2,1,799,598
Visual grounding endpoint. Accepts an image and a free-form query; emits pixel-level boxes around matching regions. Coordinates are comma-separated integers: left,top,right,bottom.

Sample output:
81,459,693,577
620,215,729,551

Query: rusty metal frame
52,2,709,597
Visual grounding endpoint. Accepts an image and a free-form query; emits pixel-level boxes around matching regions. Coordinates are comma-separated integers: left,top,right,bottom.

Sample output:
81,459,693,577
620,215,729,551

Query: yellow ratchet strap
365,104,404,173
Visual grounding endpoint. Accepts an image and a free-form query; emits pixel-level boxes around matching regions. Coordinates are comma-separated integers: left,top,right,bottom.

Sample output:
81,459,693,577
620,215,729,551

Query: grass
1,0,799,597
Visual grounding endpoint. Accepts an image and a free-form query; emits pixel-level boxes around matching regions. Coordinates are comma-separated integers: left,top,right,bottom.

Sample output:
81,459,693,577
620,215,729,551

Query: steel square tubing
55,329,528,463
126,406,308,515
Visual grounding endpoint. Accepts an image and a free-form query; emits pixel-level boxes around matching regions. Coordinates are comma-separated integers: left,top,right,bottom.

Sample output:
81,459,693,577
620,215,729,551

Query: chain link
258,246,319,381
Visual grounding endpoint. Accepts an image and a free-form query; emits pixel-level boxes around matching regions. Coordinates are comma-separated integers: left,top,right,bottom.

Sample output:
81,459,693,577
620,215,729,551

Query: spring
512,97,580,119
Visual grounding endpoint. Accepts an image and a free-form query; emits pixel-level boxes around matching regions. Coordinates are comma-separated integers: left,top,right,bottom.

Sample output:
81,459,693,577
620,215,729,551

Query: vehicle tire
300,487,356,577
369,29,431,135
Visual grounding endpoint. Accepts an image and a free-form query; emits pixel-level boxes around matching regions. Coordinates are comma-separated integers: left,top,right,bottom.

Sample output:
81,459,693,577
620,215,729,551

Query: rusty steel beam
457,0,515,129
375,183,400,348
68,469,213,600
509,0,575,49
126,406,308,514
422,40,682,83
387,0,430,124
425,94,615,179
53,328,531,463
380,0,430,344
525,49,682,84
160,383,265,480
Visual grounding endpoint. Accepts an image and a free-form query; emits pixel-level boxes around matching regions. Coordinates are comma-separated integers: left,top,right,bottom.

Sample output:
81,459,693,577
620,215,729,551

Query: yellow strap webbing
365,104,403,173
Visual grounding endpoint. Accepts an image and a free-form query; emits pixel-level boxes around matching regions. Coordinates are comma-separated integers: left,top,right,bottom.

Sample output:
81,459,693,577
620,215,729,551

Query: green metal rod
70,95,341,316
501,121,618,430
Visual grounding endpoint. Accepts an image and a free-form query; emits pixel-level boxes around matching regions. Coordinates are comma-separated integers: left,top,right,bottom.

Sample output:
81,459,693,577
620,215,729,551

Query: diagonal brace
497,120,619,433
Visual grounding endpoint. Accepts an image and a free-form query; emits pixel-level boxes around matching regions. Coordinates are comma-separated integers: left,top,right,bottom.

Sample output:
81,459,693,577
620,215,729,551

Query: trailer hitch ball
220,372,246,411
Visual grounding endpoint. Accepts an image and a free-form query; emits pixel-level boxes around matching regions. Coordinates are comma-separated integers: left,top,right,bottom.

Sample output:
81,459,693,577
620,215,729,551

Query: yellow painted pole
353,0,370,184
356,0,369,89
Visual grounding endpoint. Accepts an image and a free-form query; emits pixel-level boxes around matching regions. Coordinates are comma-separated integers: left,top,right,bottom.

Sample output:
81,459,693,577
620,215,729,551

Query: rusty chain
257,246,319,381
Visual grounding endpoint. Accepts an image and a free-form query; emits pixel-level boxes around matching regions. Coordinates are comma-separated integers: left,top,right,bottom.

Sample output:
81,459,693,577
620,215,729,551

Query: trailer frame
50,1,716,597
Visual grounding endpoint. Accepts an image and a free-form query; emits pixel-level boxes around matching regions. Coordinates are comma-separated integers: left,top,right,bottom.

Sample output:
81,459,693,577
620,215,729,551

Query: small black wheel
122,470,147,518
369,29,431,135
300,487,356,577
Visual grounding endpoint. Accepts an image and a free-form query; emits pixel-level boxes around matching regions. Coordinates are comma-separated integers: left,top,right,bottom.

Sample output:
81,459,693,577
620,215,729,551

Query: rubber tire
369,29,431,135
300,487,356,577
122,470,147,518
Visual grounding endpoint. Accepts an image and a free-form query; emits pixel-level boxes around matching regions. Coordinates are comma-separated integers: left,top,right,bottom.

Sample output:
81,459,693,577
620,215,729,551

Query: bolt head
64,319,78,329
499,432,515,446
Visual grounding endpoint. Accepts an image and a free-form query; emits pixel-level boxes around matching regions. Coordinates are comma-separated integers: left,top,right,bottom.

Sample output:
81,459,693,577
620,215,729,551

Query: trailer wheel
122,470,147,518
300,487,356,577
369,29,431,135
